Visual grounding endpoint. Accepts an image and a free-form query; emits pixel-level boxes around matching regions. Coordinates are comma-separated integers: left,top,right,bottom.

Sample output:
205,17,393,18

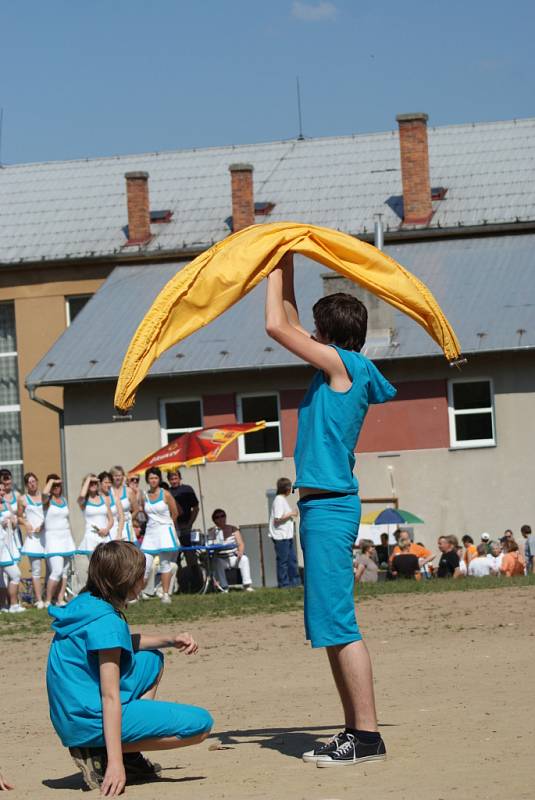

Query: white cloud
291,1,337,22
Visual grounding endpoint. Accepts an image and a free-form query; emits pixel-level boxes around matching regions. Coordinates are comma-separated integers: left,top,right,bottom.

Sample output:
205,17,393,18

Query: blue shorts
83,651,213,747
298,493,362,648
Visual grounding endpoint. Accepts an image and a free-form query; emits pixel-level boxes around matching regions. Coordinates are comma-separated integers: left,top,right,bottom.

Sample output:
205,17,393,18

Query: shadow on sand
213,722,397,760
43,770,205,792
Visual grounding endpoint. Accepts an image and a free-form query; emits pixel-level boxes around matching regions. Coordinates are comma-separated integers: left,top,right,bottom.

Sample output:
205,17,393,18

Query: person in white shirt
486,540,503,574
269,478,301,588
468,543,494,577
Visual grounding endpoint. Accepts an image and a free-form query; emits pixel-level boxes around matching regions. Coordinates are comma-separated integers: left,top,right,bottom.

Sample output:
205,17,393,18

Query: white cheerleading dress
5,491,22,559
118,485,134,543
0,501,19,567
44,498,76,557
141,489,178,555
20,494,46,558
77,497,111,555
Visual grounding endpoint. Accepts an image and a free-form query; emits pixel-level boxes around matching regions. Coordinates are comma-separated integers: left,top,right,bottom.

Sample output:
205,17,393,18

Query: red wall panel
280,389,306,457
202,393,238,461
357,379,449,452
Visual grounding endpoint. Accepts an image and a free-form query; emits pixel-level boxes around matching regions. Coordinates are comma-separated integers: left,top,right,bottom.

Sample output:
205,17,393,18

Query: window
237,393,281,460
448,379,495,448
0,303,23,487
66,294,93,326
160,398,203,445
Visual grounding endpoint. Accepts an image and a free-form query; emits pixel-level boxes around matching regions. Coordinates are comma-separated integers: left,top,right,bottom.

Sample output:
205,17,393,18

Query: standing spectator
500,539,525,577
480,532,491,553
486,540,503,573
461,535,477,568
468,544,493,577
520,524,535,574
436,536,461,578
391,538,420,580
354,542,379,583
268,478,301,588
501,529,515,547
167,470,199,543
375,533,389,567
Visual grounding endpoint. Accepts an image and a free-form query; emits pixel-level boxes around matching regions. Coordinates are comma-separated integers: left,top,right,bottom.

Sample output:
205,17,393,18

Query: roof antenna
296,77,305,141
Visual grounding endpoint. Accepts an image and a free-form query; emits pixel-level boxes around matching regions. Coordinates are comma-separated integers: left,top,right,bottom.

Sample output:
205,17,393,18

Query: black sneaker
123,752,162,782
302,730,350,763
316,733,386,768
69,746,107,790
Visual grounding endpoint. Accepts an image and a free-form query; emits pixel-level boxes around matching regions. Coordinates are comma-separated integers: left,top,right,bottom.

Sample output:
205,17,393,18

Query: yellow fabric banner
115,222,462,412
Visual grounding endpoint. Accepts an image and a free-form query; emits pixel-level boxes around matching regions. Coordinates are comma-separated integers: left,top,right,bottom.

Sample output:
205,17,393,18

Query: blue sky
1,0,533,163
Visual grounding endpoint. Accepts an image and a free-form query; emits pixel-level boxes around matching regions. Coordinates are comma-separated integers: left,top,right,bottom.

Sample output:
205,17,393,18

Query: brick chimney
125,171,151,244
229,163,254,232
396,113,432,225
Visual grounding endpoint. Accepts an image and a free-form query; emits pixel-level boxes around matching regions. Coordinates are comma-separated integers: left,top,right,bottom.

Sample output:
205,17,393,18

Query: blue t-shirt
294,346,396,493
46,592,135,746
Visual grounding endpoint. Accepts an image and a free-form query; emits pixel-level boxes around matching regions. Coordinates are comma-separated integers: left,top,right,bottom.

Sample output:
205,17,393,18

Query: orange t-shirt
390,543,431,564
500,552,525,577
464,545,477,566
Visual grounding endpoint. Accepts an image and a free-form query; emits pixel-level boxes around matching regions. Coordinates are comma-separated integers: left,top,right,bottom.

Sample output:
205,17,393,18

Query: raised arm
77,475,94,510
279,252,310,336
265,263,350,388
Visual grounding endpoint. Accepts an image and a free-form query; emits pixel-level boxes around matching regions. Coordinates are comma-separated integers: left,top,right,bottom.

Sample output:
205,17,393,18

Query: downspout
26,385,68,495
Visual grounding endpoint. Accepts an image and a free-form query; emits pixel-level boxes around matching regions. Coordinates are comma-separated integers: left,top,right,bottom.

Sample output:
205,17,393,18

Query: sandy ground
1,587,534,800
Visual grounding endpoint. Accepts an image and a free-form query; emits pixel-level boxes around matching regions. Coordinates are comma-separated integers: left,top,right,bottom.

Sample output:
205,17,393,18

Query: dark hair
212,508,226,522
521,524,532,535
361,542,374,555
98,471,112,482
145,467,162,483
462,535,474,545
167,469,182,479
0,469,12,480
312,292,367,352
24,472,38,485
46,473,61,482
83,540,145,611
276,478,292,495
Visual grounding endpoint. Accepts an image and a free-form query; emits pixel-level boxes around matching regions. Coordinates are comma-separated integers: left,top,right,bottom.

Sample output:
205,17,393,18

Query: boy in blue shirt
266,253,396,768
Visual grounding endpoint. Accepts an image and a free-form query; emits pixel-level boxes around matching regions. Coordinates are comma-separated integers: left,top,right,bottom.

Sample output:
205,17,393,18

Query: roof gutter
2,220,535,271
26,385,68,495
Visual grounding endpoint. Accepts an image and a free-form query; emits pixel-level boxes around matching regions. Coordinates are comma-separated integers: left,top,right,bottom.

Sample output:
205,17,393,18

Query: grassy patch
1,575,534,640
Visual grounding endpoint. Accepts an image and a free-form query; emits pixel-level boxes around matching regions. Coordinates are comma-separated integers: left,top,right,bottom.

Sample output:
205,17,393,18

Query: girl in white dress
97,470,124,541
77,474,114,556
142,468,178,605
0,468,22,557
0,479,25,613
18,472,46,608
110,465,138,543
43,473,77,607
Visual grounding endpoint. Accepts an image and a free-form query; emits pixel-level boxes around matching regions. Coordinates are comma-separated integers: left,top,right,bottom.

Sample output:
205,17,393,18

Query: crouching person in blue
46,540,213,795
266,254,396,768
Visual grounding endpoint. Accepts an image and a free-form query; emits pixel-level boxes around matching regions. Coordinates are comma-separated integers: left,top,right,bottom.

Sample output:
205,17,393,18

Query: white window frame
159,397,203,446
236,392,282,461
0,328,23,473
447,377,496,449
65,294,93,327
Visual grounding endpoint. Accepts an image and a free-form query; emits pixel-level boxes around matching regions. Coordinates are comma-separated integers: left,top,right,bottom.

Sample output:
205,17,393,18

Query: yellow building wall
0,265,109,483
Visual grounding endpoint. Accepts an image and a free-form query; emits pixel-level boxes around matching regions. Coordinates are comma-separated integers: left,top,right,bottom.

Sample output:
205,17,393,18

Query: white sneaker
34,600,46,609
155,585,164,598
244,585,255,592
56,600,67,607
160,593,172,605
43,601,51,608
8,604,26,613
140,592,152,601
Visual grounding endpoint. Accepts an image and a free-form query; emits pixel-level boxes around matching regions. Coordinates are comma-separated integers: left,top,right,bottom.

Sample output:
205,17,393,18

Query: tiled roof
2,117,535,265
26,233,535,389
